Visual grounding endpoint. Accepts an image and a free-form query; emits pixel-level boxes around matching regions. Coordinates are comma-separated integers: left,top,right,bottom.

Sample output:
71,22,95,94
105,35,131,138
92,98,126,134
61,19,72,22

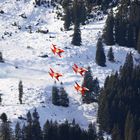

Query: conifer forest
0,0,140,140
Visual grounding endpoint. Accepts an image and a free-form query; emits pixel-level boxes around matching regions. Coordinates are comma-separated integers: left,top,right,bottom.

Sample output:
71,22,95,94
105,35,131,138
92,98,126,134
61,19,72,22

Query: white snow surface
0,0,139,129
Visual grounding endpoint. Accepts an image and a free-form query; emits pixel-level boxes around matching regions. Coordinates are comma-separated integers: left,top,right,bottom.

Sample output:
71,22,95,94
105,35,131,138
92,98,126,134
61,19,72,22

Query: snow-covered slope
0,0,139,128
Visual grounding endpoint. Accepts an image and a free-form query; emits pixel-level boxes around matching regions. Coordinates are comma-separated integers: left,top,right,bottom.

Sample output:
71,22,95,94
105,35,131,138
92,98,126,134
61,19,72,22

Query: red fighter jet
49,68,63,81
72,64,88,76
74,82,89,96
51,44,64,58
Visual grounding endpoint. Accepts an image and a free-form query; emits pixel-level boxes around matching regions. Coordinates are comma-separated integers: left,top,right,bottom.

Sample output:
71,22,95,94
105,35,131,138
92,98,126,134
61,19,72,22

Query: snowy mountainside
0,0,139,128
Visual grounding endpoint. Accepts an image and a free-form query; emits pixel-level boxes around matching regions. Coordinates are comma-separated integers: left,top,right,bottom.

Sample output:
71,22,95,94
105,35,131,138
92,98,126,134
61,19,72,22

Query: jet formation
49,44,89,96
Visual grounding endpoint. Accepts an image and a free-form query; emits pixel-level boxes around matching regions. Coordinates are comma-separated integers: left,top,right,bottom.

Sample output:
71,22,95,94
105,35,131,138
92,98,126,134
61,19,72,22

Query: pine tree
71,22,81,46
125,112,131,140
98,130,104,140
32,109,43,140
0,113,7,123
127,24,135,48
0,95,2,105
103,9,115,45
69,123,82,140
43,120,51,140
72,119,76,126
18,81,23,104
62,0,72,31
124,52,133,70
88,123,97,140
107,47,115,62
115,0,129,46
137,129,140,140
129,3,140,50
137,28,140,53
51,121,58,140
69,121,77,140
125,112,136,140
112,124,122,140
72,0,80,24
118,21,127,46
21,124,26,140
114,5,127,46
79,0,87,25
59,84,69,107
114,17,120,45
93,78,100,95
72,0,87,25
58,120,70,140
95,38,106,67
27,111,32,125
120,52,133,78
15,122,22,140
0,52,4,63
52,83,60,106
0,123,13,140
63,7,71,31
43,120,58,140
98,97,112,132
0,113,13,140
25,111,33,140
82,67,97,103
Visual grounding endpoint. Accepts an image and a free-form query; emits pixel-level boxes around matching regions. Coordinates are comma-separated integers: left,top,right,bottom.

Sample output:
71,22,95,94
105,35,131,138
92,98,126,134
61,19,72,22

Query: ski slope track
0,0,139,129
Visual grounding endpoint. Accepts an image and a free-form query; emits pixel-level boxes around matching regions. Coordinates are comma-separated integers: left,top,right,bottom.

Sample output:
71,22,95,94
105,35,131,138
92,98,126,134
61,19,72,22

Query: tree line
98,53,140,140
103,1,140,53
0,110,100,140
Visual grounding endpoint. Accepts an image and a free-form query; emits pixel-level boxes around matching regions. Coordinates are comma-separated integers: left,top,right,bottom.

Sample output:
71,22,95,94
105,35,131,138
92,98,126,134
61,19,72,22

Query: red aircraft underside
74,82,89,96
72,64,88,76
51,44,64,58
49,68,63,81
